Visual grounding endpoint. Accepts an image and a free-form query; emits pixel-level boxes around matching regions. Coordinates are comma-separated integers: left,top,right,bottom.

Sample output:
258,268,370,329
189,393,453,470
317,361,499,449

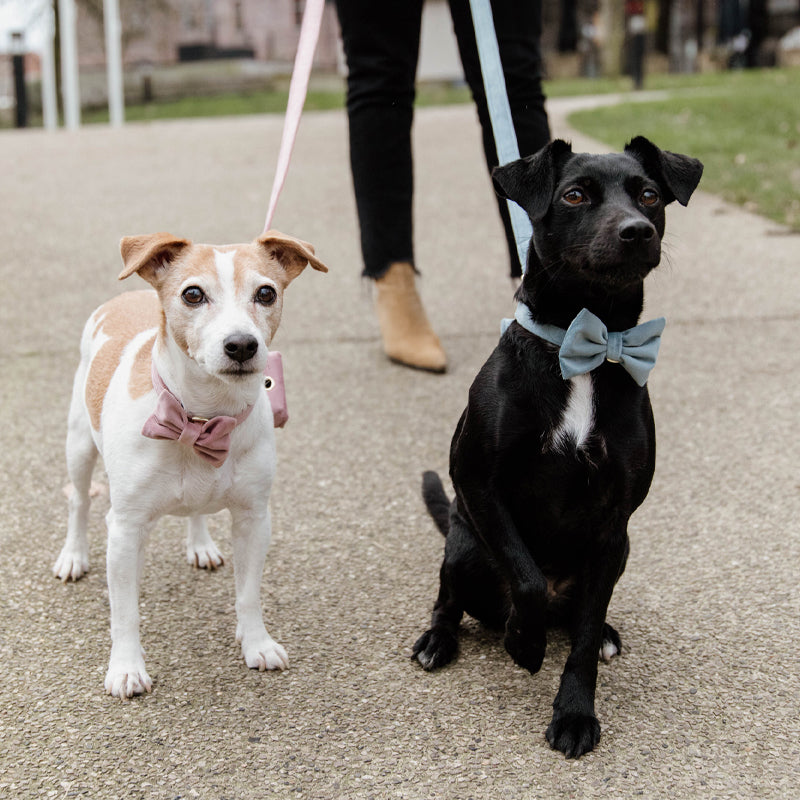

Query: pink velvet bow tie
141,365,254,468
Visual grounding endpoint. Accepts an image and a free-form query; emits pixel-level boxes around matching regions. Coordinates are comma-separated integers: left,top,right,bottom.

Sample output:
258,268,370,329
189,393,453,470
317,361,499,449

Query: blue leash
468,4,665,385
467,0,532,272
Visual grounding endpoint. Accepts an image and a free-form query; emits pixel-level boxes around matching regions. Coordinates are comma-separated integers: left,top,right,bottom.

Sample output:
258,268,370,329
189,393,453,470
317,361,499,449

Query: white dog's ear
118,233,191,285
257,230,328,286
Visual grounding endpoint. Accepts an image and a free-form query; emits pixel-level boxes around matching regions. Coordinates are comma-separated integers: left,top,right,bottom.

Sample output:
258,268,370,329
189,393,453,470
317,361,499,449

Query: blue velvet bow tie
502,304,666,387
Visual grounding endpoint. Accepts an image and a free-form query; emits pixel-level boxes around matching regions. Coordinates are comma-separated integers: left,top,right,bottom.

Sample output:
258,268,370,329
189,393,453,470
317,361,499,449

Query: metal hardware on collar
606,357,620,364
264,377,274,391
188,415,210,424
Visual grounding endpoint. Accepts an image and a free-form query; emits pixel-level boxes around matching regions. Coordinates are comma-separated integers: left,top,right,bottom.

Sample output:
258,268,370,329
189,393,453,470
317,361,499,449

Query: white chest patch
549,373,595,452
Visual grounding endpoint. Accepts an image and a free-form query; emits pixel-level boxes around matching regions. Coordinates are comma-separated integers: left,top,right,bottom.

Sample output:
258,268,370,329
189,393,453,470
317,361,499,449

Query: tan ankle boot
374,262,447,373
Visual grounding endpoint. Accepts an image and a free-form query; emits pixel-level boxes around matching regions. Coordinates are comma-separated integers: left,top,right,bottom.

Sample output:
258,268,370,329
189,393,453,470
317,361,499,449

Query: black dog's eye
255,285,277,306
640,189,660,207
181,286,205,305
563,188,587,205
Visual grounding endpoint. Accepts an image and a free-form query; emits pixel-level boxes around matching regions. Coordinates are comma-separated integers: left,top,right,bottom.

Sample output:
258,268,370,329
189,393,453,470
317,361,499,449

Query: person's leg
449,0,551,277
336,0,422,278
336,0,446,372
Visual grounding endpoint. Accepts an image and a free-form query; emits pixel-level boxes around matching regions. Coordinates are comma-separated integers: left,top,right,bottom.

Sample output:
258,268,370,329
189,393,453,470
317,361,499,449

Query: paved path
1,97,798,799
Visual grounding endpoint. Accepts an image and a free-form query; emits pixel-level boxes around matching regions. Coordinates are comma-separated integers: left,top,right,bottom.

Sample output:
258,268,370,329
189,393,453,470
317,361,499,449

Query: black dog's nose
618,219,655,243
224,334,259,363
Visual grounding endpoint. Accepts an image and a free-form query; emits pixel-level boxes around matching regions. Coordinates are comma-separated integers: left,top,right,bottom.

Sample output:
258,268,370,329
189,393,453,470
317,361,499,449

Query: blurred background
1,1,798,230
1,0,798,128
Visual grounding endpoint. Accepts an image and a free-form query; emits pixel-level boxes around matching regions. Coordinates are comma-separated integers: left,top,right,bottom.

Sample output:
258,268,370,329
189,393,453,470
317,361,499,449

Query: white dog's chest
165,457,237,516
97,379,275,521
130,442,273,520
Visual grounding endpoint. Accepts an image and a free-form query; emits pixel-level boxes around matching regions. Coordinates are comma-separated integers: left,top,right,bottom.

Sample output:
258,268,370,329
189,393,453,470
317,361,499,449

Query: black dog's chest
521,375,653,553
452,355,655,561
512,439,630,542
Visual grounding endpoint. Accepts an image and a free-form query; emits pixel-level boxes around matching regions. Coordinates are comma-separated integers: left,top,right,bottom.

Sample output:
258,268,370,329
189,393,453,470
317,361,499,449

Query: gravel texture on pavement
1,99,797,799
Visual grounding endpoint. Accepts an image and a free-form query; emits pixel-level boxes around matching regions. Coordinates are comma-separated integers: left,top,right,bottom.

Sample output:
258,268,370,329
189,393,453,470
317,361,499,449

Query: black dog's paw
545,712,601,758
412,628,458,671
599,622,622,662
504,613,546,674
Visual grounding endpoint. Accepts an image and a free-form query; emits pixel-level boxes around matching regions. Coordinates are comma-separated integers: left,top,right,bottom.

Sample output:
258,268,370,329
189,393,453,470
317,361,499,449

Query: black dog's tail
422,471,451,536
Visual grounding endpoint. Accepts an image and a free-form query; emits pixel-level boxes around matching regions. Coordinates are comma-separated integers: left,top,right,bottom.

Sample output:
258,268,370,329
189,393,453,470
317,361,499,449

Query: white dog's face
118,231,327,381
160,245,281,379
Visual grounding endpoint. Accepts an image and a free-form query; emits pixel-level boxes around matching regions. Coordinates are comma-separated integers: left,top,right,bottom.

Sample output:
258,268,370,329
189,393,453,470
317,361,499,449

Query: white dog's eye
255,285,277,306
182,286,205,305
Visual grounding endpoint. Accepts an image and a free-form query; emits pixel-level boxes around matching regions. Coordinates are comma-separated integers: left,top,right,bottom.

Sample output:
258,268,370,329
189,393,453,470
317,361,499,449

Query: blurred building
74,0,341,70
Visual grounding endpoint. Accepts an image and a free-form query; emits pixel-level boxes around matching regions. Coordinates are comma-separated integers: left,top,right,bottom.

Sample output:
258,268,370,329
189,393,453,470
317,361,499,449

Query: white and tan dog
53,230,327,698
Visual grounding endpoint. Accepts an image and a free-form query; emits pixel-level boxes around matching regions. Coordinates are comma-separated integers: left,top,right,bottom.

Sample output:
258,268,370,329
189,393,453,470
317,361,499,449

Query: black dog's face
493,137,704,290
543,152,665,288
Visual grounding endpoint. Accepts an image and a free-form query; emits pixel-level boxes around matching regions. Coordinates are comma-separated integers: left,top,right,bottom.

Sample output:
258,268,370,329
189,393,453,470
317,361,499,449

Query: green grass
80,88,346,124
10,66,800,231
79,83,478,124
75,71,734,125
543,70,742,97
567,68,800,231
72,69,742,126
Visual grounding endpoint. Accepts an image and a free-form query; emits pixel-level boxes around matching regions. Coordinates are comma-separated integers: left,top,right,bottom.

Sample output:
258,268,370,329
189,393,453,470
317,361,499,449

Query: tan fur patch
154,245,220,358
85,290,161,430
156,245,219,298
217,242,288,291
130,333,156,399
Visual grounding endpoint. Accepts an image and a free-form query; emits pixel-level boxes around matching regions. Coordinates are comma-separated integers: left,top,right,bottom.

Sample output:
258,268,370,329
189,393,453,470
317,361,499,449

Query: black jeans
336,0,550,278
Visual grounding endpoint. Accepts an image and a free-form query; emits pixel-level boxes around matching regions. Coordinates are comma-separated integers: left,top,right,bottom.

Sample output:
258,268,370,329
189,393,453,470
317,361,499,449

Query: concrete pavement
0,97,798,798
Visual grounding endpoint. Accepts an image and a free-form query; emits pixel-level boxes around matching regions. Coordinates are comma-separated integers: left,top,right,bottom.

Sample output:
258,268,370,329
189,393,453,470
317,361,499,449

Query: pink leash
261,0,326,426
262,0,326,234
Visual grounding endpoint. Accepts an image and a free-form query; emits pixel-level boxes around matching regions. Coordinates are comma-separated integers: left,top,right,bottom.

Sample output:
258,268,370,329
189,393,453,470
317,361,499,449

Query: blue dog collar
502,303,665,387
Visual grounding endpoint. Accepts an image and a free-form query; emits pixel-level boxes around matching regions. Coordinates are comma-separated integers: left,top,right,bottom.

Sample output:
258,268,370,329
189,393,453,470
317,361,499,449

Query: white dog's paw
187,538,225,570
240,633,289,672
104,659,153,698
53,545,89,582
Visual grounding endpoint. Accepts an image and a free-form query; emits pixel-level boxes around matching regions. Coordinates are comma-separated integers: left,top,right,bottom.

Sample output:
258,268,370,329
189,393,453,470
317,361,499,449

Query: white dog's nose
224,334,259,363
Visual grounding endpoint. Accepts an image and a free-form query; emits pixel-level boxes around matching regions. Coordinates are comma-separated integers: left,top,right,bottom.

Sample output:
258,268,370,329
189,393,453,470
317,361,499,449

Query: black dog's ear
625,136,703,206
492,140,573,222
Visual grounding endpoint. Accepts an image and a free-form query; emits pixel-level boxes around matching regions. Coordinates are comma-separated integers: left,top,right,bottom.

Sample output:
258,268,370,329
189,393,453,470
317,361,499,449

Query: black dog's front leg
546,530,629,758
413,556,464,671
460,493,550,674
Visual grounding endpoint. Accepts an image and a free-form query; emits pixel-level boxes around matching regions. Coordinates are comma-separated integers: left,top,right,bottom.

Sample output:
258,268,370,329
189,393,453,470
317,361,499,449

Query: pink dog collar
142,364,254,468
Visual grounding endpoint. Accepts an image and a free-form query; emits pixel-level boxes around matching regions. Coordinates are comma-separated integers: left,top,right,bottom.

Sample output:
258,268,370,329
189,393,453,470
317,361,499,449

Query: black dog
413,137,703,758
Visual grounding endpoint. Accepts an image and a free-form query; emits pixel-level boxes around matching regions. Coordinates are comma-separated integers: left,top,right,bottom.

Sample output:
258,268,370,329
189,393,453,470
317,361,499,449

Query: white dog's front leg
186,515,224,569
104,509,153,698
231,509,288,671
